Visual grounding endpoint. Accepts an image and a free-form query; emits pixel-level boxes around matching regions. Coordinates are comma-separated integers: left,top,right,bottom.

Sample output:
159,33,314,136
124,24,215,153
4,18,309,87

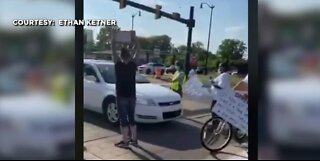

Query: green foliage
84,41,97,53
96,26,120,51
216,39,247,62
137,35,171,51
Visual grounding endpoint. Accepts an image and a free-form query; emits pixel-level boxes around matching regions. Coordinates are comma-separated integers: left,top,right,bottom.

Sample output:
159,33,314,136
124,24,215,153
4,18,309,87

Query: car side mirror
85,75,97,82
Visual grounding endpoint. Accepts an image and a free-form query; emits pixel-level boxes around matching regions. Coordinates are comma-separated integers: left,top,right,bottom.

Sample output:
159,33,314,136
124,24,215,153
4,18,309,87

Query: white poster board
183,73,212,100
212,89,248,135
114,31,135,44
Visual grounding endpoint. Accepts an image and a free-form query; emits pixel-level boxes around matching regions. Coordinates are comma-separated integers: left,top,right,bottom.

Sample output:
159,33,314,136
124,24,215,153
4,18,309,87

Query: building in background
84,29,94,44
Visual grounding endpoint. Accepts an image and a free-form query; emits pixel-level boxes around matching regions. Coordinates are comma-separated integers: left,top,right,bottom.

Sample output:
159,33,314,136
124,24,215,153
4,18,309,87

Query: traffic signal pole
185,7,194,77
112,0,195,77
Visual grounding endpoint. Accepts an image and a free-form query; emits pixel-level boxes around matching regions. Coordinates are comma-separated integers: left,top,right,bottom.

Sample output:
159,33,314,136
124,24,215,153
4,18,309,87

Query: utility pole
185,6,194,77
131,11,141,30
200,2,215,75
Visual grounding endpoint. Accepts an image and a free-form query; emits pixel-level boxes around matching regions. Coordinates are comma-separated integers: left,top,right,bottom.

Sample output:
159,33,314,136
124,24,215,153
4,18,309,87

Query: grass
151,72,244,87
198,72,243,87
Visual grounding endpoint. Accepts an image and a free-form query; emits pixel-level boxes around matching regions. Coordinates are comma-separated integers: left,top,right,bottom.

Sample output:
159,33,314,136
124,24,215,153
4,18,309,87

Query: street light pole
200,2,215,75
131,11,141,30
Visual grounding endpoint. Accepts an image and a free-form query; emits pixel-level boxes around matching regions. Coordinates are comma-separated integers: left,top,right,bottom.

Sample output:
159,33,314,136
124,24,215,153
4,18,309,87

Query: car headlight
136,97,156,106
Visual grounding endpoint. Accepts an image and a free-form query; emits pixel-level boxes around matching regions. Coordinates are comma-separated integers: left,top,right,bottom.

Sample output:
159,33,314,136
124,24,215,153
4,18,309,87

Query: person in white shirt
210,62,232,108
212,63,232,90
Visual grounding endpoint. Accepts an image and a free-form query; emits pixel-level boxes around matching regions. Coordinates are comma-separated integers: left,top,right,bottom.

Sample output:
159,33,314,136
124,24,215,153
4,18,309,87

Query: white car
84,59,182,125
0,93,75,159
138,62,165,75
0,67,74,159
268,51,320,148
269,78,320,148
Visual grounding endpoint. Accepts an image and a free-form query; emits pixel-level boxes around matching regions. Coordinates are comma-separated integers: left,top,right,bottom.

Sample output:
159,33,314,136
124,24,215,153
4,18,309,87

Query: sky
84,0,248,54
1,0,320,53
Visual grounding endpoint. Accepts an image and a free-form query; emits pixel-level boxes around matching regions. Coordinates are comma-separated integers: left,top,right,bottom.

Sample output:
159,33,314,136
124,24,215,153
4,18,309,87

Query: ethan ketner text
59,19,117,26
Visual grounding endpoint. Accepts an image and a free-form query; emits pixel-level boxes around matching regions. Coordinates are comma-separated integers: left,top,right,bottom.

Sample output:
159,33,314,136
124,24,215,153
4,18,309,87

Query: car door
84,64,101,111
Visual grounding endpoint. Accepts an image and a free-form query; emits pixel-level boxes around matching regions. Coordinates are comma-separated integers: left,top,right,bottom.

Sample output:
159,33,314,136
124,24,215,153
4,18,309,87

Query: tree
137,35,172,64
137,35,171,51
84,41,97,53
96,26,120,51
216,39,247,62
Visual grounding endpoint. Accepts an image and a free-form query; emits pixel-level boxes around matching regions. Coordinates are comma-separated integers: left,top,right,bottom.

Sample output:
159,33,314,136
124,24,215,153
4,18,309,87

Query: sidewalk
84,116,248,160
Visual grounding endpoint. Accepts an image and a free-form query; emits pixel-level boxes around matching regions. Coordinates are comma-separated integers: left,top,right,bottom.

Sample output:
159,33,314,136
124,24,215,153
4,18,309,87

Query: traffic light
172,12,180,19
155,5,162,19
120,0,127,9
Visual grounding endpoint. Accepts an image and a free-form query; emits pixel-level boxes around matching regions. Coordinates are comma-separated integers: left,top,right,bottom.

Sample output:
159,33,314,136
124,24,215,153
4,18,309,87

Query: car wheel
146,69,151,75
103,97,119,126
161,69,165,75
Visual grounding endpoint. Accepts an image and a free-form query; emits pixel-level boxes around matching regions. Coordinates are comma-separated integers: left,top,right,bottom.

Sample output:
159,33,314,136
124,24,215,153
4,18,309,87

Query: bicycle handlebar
209,78,223,89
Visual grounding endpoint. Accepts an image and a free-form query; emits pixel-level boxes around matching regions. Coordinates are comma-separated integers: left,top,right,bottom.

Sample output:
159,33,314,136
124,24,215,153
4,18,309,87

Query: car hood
136,83,180,99
0,92,75,121
108,83,180,99
269,77,320,103
138,65,148,68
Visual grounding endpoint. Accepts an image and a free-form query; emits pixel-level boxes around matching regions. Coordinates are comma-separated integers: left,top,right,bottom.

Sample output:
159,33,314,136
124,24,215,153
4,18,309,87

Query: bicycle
200,79,247,152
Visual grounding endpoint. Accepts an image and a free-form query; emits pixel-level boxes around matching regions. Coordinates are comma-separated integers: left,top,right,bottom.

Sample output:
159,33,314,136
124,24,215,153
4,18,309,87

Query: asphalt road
83,77,248,160
84,110,247,160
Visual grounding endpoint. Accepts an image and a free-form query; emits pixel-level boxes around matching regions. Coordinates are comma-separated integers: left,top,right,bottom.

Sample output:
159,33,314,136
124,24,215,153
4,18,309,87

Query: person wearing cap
114,47,138,149
170,61,186,97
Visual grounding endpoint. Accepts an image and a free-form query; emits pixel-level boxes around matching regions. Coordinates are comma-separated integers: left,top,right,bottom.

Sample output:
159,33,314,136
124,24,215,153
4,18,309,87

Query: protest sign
114,31,135,44
183,74,212,101
212,89,248,134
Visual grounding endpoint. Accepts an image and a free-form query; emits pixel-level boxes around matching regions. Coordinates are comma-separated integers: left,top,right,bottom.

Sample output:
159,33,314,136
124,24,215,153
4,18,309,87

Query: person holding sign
114,47,138,149
210,62,232,109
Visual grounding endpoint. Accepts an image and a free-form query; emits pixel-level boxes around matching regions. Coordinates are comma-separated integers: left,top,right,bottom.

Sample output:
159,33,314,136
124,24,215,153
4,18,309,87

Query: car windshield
269,53,299,79
97,64,150,84
153,63,164,67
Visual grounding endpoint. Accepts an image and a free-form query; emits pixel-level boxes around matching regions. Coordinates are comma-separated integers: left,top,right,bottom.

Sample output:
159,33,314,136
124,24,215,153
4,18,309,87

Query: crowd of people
113,46,248,149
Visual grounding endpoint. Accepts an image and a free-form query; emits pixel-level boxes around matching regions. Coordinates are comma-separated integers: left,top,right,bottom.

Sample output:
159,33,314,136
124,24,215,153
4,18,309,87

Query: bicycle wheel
201,117,233,152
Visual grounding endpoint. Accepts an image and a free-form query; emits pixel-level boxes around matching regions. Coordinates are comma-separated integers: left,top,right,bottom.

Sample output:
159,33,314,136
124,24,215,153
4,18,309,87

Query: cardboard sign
184,74,211,99
114,31,136,44
212,89,248,134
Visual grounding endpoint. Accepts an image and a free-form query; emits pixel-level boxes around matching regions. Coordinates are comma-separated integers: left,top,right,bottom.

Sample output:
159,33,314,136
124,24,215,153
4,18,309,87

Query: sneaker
115,141,129,149
130,139,139,147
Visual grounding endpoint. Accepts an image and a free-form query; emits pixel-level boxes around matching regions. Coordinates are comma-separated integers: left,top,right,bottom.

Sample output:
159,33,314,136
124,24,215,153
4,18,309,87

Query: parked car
268,50,320,150
0,66,74,159
165,65,176,74
196,66,205,74
84,59,182,125
138,62,165,75
0,93,75,159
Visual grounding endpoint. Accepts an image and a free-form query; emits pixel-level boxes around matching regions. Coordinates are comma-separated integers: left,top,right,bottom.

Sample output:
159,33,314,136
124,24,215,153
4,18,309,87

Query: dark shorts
117,97,136,127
